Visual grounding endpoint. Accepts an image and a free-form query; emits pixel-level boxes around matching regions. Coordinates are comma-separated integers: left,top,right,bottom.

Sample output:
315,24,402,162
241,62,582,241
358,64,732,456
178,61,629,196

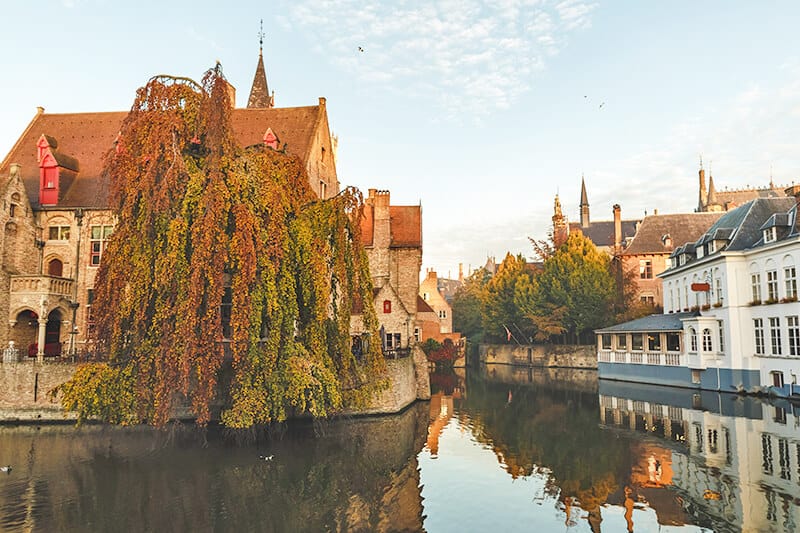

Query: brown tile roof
569,220,639,248
623,212,723,256
1,105,325,208
359,204,422,248
417,296,435,313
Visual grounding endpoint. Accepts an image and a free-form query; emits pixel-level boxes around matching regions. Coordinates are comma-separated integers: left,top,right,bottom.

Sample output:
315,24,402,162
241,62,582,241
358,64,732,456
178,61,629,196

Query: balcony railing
598,349,684,367
10,275,74,299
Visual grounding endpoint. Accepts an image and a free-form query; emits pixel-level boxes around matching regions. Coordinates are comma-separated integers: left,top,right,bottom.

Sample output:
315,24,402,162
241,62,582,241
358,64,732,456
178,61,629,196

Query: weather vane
258,19,265,49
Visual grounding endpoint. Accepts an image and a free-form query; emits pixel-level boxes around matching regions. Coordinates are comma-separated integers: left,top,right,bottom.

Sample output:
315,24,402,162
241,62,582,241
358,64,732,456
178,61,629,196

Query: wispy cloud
283,0,597,118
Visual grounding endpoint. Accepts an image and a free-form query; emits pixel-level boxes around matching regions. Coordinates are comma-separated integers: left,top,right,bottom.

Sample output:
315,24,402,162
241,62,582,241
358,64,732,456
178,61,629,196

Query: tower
697,158,707,212
580,175,590,228
552,194,569,247
247,20,274,109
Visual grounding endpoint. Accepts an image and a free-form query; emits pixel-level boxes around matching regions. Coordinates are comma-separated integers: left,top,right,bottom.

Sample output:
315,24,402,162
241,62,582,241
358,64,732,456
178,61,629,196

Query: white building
598,192,800,396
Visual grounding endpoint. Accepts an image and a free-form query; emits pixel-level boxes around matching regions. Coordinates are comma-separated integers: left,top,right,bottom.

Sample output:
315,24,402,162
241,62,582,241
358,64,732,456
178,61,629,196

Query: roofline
1,109,43,171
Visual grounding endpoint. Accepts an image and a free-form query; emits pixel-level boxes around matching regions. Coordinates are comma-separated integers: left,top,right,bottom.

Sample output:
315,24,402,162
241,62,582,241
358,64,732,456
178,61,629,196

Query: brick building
695,162,788,213
0,48,340,360
350,189,422,356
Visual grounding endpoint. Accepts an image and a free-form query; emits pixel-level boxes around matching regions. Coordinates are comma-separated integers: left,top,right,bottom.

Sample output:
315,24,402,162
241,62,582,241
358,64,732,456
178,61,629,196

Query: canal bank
478,343,596,368
0,346,431,423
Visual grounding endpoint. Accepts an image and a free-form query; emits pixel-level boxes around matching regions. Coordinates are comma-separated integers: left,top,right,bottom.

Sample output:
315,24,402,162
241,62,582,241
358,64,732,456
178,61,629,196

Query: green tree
452,267,491,344
481,253,536,343
533,232,616,343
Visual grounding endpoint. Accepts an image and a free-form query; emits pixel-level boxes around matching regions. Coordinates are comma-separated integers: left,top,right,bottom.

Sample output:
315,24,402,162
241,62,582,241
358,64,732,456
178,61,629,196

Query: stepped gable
1,105,325,208
623,213,723,255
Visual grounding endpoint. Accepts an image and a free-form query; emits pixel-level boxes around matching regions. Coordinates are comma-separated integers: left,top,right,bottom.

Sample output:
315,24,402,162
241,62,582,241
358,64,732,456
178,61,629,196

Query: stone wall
0,362,77,421
479,343,597,369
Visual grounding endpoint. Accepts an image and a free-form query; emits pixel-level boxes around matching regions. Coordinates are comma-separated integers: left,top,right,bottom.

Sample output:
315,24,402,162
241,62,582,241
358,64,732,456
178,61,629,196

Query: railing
384,347,411,360
598,349,683,367
10,275,74,298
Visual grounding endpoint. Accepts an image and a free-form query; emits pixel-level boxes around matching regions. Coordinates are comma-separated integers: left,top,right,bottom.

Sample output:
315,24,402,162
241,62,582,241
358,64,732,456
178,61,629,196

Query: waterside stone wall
479,343,597,369
0,350,430,422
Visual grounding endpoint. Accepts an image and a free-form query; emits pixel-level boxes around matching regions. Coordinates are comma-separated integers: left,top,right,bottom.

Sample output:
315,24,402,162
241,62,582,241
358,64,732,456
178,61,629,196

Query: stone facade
419,269,453,333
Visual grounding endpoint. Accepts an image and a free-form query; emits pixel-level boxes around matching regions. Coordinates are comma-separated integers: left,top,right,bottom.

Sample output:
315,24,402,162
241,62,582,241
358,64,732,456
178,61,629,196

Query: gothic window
785,266,797,299
766,270,778,301
751,273,762,303
48,258,63,277
689,327,697,352
702,328,712,352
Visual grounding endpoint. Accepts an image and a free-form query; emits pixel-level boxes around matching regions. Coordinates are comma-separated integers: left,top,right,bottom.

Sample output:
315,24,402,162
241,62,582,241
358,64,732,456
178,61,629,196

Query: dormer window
263,128,279,150
764,226,777,243
708,240,716,253
697,247,704,259
679,255,686,266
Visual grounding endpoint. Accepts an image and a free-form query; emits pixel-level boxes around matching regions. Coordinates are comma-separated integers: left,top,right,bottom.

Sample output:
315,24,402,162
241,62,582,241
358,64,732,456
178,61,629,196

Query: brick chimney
367,189,392,285
786,184,800,205
613,204,622,252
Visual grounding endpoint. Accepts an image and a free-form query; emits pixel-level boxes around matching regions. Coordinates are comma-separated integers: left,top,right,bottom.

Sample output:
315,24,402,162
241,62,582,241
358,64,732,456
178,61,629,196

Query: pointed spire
698,157,707,211
247,19,273,109
707,175,719,206
580,175,590,228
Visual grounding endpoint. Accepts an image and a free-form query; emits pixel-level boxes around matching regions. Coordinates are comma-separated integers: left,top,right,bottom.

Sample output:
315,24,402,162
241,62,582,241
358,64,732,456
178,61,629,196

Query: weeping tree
57,65,387,427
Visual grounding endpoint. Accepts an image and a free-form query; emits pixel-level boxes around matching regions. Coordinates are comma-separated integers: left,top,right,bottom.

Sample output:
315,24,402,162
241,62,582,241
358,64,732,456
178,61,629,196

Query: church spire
248,20,273,109
580,175,590,228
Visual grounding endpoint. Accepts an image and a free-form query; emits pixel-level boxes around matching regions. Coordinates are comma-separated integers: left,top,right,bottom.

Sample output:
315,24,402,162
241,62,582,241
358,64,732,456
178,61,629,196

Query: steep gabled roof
1,105,327,208
623,213,723,256
359,203,422,248
569,220,638,249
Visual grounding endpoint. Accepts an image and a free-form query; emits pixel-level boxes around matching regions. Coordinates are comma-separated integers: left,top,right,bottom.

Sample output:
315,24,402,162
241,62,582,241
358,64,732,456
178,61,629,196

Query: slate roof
596,311,698,333
569,220,639,248
706,197,797,251
623,213,723,256
714,186,786,209
1,105,327,208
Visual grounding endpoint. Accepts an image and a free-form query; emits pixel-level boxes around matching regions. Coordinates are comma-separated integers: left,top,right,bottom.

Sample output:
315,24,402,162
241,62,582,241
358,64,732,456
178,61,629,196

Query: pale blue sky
2,1,800,278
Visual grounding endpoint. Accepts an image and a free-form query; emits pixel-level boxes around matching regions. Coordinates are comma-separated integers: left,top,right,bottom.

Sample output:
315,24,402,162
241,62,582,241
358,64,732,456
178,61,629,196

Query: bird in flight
599,102,605,109
358,46,365,52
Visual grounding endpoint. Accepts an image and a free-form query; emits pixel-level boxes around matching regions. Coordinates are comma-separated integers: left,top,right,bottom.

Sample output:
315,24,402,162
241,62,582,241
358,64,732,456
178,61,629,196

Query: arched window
48,258,63,277
702,328,712,352
689,327,697,352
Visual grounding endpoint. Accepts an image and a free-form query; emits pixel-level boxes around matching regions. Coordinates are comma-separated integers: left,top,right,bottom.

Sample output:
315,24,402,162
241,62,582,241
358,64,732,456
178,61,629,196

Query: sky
2,1,800,279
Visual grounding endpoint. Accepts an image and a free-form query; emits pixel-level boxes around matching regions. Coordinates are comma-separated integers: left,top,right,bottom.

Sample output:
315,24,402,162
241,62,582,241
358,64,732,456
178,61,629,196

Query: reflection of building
0,47,339,360
598,193,800,394
425,391,455,457
599,381,800,532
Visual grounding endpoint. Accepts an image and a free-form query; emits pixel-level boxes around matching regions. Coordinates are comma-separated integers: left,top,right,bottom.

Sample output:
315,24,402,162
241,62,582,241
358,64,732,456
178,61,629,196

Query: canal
0,365,798,532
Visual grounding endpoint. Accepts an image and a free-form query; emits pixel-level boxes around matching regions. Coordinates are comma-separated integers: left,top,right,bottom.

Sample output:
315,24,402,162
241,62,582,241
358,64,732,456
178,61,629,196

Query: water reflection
0,405,429,533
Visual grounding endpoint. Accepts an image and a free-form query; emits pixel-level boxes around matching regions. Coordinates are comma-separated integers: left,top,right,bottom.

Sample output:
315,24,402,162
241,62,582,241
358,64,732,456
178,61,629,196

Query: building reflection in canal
600,379,800,533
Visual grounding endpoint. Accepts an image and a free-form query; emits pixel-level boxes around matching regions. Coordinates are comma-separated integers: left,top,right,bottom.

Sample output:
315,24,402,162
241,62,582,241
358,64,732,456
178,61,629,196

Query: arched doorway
13,310,39,358
45,309,63,356
48,258,63,277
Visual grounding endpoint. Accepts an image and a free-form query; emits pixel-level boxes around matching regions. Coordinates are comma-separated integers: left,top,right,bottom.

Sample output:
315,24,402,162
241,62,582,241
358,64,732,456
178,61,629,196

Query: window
762,433,774,475
789,316,800,356
89,225,113,266
422,292,429,301
414,327,420,343
385,332,394,349
689,327,697,352
767,270,778,301
601,334,612,350
702,328,713,352
708,240,716,253
319,180,327,199
666,332,680,351
770,317,782,355
764,226,777,243
754,318,765,355
383,300,391,314
708,429,718,454
715,277,723,304
617,334,627,350
48,258,63,277
640,295,654,305
751,273,762,303
772,371,785,388
718,320,724,353
86,288,95,337
786,266,797,299
692,370,701,384
9,204,16,217
779,438,791,480
438,310,447,319
631,333,643,351
639,259,653,279
647,333,661,351
48,225,70,240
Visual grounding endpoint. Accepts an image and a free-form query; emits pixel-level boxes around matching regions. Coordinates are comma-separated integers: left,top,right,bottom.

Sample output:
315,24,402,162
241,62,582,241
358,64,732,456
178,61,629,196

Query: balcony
10,275,74,300
598,349,683,367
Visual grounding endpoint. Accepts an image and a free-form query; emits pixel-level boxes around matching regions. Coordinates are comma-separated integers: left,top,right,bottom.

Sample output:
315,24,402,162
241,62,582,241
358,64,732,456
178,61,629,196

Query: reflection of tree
0,404,429,532
460,372,630,524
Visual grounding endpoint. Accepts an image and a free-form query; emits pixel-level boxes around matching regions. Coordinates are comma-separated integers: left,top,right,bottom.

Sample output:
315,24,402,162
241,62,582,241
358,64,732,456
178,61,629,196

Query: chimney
458,263,464,282
613,204,622,252
698,165,707,211
786,184,800,205
372,189,391,250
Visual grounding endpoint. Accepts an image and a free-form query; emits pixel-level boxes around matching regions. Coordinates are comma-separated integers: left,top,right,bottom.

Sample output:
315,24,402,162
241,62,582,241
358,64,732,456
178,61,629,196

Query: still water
0,365,798,532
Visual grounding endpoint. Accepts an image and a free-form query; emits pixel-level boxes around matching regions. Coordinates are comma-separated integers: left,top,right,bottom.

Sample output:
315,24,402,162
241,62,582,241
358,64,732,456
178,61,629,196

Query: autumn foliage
57,65,386,427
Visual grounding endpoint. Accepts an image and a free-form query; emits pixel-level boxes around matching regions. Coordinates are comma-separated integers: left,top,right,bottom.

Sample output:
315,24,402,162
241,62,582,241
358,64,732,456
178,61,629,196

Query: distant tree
452,267,491,344
482,253,536,343
533,232,616,343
